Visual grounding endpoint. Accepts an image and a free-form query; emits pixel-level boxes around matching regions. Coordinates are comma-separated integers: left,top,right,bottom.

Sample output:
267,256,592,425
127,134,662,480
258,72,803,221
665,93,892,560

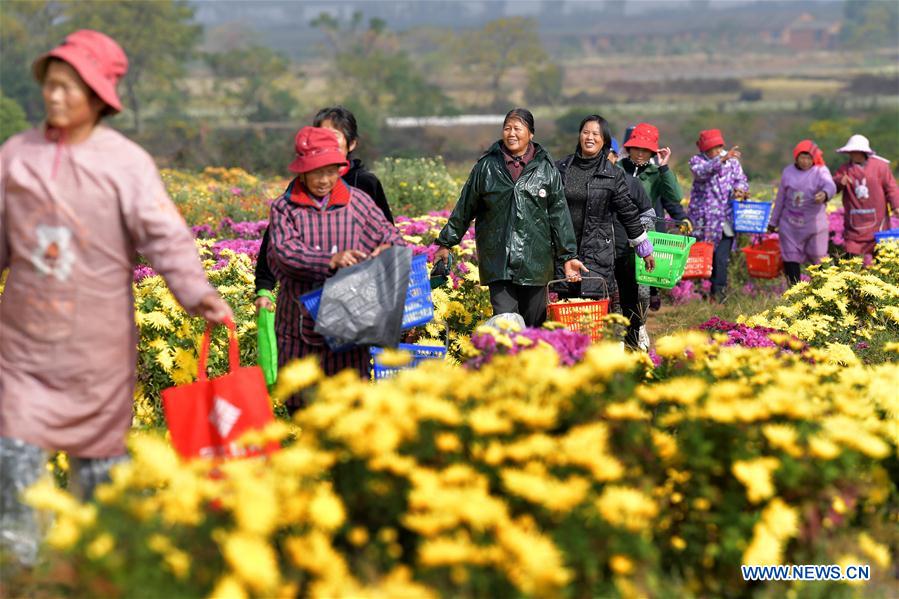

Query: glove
635,239,653,258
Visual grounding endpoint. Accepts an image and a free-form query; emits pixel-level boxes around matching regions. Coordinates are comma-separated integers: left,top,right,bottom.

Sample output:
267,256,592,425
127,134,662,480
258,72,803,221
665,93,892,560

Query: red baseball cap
289,126,349,174
697,129,726,153
33,30,128,114
623,123,660,153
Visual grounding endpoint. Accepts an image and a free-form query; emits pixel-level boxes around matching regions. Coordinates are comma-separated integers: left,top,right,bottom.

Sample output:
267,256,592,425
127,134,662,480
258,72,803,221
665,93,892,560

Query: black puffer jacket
614,173,654,259
556,151,645,297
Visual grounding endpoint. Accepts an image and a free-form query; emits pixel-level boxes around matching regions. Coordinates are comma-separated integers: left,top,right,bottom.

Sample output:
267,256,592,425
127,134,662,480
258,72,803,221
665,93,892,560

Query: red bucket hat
623,123,660,153
33,30,128,114
697,129,726,153
289,127,349,174
793,139,825,166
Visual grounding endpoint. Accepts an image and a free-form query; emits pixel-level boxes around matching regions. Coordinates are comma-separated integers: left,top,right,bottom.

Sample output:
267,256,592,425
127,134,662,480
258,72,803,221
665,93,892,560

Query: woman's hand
722,146,741,162
370,244,391,258
733,189,750,200
642,255,655,272
563,259,588,282
814,191,828,204
254,295,274,312
329,250,367,270
657,147,672,167
197,292,233,324
434,246,450,264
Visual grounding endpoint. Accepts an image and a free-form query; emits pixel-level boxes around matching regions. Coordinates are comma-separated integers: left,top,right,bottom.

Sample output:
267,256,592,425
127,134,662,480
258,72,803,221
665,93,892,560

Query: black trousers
711,235,735,295
488,281,547,328
784,261,801,285
613,252,642,348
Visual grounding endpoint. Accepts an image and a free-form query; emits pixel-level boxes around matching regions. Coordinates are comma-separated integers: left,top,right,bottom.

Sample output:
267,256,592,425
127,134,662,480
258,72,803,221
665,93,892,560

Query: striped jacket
268,178,404,380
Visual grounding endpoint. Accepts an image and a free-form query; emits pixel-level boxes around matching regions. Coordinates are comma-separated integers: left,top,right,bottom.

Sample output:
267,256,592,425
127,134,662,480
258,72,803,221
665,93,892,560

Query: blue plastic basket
732,200,773,234
370,344,447,380
300,253,434,331
874,228,899,244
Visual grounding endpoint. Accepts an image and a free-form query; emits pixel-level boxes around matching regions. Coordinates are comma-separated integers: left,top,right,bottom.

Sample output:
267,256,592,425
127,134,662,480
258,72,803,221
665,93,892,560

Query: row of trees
1,0,559,137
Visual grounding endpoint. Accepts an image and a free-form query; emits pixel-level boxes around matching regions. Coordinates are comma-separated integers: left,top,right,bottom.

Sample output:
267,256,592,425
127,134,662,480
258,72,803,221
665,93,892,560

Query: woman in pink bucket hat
0,30,232,569
832,134,899,257
267,126,404,411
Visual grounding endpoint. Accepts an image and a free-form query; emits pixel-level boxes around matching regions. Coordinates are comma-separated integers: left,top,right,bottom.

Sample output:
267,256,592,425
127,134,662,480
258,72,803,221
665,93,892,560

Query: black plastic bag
314,246,412,349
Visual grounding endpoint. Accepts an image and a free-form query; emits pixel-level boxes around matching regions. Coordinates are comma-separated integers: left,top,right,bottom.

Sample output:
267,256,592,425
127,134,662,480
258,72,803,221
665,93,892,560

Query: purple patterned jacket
688,153,749,244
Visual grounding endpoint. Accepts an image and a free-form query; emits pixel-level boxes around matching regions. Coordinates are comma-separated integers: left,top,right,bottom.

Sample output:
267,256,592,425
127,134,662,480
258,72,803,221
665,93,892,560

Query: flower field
9,168,899,598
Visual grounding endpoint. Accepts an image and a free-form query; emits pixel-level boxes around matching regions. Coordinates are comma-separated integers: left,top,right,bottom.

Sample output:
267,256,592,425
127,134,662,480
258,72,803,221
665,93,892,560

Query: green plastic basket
635,231,695,289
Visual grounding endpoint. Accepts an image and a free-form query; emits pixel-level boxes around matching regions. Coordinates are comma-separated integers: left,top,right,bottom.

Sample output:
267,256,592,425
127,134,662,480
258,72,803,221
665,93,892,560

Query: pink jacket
0,127,214,457
833,156,899,252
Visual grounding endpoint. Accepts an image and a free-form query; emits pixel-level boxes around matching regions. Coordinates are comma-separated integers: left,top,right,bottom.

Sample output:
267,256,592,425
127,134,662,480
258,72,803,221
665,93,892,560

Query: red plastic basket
741,239,783,279
546,277,610,342
547,300,610,342
682,241,714,279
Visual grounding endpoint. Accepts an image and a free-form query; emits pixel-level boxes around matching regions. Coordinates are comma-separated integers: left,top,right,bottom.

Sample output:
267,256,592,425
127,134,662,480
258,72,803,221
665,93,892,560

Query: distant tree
205,45,298,122
312,11,455,117
525,63,565,107
454,17,548,105
841,0,899,49
0,94,31,142
61,0,202,132
0,1,66,121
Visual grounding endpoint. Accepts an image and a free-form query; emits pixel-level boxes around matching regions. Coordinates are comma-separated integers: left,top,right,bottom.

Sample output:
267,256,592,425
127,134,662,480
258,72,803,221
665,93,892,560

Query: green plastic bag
256,290,278,388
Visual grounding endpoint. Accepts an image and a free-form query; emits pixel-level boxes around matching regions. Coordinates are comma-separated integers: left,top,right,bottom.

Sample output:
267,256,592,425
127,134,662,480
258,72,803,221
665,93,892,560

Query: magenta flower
467,327,591,369
134,265,157,282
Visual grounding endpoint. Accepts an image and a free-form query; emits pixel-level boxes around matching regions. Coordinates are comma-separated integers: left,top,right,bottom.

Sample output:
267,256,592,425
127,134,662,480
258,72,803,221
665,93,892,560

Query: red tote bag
162,319,278,460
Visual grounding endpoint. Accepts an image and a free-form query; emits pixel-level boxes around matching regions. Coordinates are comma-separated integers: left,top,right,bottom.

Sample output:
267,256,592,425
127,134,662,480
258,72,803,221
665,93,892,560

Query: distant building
782,13,841,51
562,3,843,54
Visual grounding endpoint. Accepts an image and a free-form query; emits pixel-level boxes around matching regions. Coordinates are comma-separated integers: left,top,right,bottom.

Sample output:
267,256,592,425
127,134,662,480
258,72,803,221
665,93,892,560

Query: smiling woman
434,108,586,327
554,114,655,345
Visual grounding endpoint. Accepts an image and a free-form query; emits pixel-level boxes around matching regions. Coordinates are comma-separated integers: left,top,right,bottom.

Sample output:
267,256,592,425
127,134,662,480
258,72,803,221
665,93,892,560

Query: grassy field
646,289,783,340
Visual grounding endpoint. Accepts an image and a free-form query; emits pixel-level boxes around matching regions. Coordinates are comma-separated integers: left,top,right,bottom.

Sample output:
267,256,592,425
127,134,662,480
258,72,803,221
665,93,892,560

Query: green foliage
61,0,202,132
525,63,564,107
454,17,548,107
801,106,899,175
0,0,65,121
312,11,456,118
204,45,300,122
0,94,30,143
841,0,899,49
372,157,462,216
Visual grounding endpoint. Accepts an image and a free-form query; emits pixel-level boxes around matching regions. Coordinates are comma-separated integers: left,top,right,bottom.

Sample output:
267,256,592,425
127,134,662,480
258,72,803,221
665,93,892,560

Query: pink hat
835,134,874,155
623,123,660,153
697,129,726,153
289,127,349,174
33,30,128,114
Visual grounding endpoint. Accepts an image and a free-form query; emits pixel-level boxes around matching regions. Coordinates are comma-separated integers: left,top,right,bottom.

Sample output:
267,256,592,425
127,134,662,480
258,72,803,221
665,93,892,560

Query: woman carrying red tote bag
162,320,276,460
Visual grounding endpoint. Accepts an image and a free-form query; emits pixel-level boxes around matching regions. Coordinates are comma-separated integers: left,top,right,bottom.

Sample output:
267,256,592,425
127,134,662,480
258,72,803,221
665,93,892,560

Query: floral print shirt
688,153,749,244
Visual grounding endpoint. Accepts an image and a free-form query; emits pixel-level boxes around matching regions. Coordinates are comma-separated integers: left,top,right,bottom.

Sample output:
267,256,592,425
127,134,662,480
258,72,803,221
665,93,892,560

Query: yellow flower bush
742,244,899,361
161,167,285,224
29,333,897,598
13,170,899,597
134,245,264,428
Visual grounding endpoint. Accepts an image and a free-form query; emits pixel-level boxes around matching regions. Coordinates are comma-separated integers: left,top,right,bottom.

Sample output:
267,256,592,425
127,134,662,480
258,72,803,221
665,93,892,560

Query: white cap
836,134,874,155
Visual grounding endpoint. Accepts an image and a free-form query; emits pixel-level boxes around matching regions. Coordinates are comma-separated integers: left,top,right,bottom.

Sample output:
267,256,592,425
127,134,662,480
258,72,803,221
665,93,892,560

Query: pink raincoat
833,156,899,255
0,127,214,457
